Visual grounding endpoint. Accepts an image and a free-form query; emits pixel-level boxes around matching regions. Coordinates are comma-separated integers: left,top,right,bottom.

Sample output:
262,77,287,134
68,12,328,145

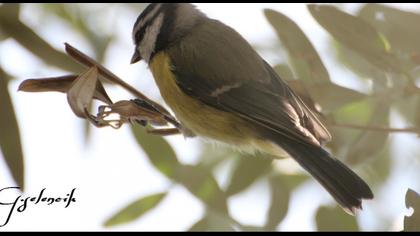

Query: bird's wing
167,19,331,146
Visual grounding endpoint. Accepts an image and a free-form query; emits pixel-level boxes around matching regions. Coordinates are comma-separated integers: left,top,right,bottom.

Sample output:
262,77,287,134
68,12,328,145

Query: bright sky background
1,3,420,231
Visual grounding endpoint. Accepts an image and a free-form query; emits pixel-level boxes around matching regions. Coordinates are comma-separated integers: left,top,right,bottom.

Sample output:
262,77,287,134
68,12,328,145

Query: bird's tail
275,138,373,214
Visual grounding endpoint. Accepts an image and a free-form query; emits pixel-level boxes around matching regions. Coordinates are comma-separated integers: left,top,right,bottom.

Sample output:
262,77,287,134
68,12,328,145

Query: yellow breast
148,52,289,158
149,52,254,145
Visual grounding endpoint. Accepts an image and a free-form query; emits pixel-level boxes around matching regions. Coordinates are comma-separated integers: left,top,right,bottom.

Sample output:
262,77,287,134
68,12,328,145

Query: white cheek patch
139,13,165,63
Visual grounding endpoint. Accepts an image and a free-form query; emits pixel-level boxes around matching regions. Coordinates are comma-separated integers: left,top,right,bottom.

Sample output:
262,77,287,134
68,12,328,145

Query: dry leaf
19,75,113,105
96,100,168,129
67,67,99,118
64,43,181,130
18,75,76,93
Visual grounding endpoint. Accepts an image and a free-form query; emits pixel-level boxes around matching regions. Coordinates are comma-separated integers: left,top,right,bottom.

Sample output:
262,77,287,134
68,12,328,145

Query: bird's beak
130,50,142,64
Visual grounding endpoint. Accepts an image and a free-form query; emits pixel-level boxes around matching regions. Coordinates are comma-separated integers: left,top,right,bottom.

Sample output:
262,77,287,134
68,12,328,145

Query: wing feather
167,19,331,146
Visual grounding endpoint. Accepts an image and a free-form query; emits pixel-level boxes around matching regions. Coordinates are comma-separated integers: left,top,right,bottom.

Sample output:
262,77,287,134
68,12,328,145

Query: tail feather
276,138,373,214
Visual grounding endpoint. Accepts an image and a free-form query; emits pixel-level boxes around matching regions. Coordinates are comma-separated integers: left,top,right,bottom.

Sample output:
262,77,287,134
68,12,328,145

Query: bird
130,3,373,214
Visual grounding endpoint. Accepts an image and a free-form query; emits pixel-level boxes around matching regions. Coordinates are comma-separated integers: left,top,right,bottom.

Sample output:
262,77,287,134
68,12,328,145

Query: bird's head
131,3,206,64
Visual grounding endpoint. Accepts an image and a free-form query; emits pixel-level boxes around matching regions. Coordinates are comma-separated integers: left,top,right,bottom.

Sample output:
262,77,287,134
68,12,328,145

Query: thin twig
329,122,420,134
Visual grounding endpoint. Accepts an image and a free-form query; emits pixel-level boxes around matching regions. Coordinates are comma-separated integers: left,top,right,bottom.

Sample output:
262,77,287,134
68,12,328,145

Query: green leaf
346,101,390,165
334,42,387,86
357,4,420,74
393,94,420,127
0,9,83,73
42,4,113,63
358,4,420,56
316,206,359,231
308,82,367,112
0,69,25,189
395,84,420,129
0,28,7,42
404,188,420,231
0,4,20,42
104,192,167,227
264,9,330,83
189,211,234,231
366,144,391,186
0,3,20,18
286,79,367,113
238,225,265,232
264,174,308,231
225,153,272,197
273,64,294,81
333,99,374,127
416,99,420,128
131,127,228,214
264,175,289,231
198,144,238,170
327,99,374,156
131,125,181,178
82,105,92,147
284,174,309,189
308,4,401,73
275,60,367,113
174,164,228,214
189,217,208,231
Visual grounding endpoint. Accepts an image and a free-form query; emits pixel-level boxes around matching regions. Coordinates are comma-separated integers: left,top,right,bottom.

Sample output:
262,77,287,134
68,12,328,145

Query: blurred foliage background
1,3,420,231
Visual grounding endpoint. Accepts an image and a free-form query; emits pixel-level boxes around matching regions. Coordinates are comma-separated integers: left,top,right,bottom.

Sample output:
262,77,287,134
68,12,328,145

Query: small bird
130,3,373,214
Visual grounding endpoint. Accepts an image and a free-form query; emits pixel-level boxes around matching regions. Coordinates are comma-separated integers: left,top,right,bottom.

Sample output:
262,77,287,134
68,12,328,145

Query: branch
328,122,420,135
